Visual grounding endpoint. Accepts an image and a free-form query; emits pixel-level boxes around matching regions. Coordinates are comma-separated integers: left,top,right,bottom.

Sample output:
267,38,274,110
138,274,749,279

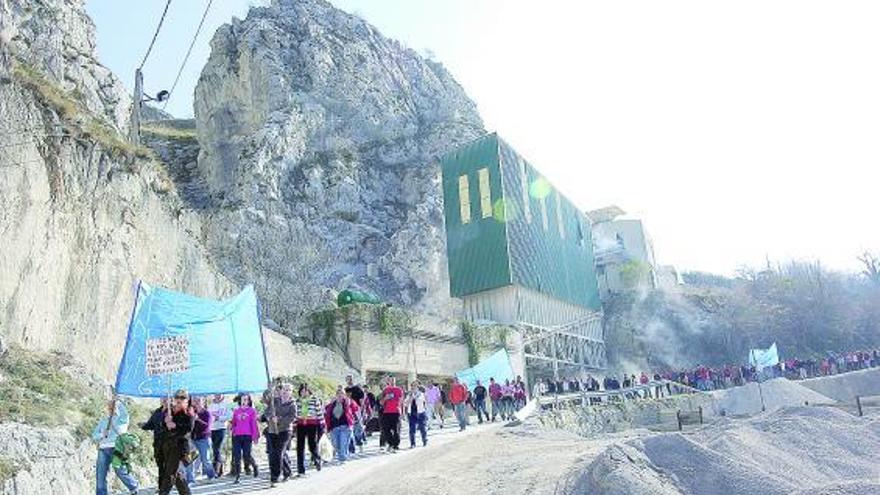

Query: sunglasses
174,396,188,400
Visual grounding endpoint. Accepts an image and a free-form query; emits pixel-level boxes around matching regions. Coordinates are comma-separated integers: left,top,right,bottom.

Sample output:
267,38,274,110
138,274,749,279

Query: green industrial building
440,133,606,374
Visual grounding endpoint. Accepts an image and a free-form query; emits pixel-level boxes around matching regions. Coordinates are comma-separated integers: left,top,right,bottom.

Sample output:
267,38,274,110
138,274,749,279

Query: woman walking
324,386,357,464
189,397,217,481
405,380,428,448
230,394,260,484
295,383,324,476
262,383,297,486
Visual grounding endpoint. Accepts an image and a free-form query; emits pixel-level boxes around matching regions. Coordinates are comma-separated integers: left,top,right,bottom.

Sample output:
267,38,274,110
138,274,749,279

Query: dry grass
141,124,197,141
11,61,153,161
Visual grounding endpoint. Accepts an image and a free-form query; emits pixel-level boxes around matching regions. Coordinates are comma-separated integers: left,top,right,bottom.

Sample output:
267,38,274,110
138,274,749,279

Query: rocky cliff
0,0,239,380
1,0,487,378
193,0,485,327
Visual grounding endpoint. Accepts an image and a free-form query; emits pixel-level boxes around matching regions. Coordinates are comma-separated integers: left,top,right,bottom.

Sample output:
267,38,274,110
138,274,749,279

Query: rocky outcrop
0,423,94,495
0,0,232,380
193,0,484,328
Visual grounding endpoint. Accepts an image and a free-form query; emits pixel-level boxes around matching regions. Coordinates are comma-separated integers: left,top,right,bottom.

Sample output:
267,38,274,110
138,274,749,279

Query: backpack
110,433,141,471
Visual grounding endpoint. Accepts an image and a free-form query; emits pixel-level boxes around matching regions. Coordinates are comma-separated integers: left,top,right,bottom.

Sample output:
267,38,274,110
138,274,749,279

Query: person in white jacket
404,380,428,448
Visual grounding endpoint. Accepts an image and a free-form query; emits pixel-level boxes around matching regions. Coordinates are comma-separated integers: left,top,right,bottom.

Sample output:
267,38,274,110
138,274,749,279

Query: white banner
145,336,190,376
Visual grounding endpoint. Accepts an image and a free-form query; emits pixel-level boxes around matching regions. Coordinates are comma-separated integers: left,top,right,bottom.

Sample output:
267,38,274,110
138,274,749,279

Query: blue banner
456,349,515,391
749,343,780,370
115,283,269,397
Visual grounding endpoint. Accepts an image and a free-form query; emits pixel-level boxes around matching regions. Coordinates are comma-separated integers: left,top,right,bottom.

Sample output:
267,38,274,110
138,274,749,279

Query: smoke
606,288,712,373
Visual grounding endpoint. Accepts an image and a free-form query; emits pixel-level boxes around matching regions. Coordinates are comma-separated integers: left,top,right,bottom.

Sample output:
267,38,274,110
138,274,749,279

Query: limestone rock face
0,423,94,495
194,0,484,326
0,0,233,380
0,0,129,130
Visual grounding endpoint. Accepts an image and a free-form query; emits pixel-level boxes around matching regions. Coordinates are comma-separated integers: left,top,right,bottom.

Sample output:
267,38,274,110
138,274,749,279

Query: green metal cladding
440,133,601,310
441,134,511,296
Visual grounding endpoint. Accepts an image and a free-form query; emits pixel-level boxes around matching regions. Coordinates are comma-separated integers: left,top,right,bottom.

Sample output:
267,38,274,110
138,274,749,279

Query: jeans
231,435,256,477
408,412,427,447
96,447,138,495
192,438,216,479
330,425,351,462
453,403,467,430
380,413,401,449
474,398,488,423
266,431,291,481
491,399,501,421
210,429,225,469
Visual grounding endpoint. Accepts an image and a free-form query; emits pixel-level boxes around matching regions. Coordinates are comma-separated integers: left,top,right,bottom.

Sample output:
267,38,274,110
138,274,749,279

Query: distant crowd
92,374,529,495
537,347,880,399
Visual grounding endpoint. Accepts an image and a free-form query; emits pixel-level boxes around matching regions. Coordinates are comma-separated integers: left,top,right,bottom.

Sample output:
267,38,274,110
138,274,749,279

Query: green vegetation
377,304,412,340
0,345,104,438
0,457,26,483
11,61,153,160
274,374,339,400
141,124,197,141
461,322,511,366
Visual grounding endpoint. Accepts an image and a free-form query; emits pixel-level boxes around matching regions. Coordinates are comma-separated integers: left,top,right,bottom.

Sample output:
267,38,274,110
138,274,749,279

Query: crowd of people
537,348,880,399
91,374,530,495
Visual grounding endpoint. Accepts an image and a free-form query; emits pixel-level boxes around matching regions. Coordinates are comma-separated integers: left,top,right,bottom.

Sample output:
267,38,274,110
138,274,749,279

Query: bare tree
858,252,880,285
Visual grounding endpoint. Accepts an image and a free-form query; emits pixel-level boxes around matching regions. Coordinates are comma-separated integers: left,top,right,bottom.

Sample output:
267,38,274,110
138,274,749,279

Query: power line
139,0,173,70
163,0,214,110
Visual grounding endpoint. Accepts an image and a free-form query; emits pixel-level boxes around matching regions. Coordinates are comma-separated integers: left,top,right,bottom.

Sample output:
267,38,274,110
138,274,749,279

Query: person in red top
379,376,403,452
449,377,469,431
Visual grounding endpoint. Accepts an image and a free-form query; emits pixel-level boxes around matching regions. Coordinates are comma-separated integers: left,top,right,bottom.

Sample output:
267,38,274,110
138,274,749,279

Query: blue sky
86,1,880,275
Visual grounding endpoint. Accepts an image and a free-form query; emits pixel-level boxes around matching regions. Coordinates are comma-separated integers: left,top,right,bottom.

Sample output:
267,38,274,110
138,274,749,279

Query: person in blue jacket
92,399,139,495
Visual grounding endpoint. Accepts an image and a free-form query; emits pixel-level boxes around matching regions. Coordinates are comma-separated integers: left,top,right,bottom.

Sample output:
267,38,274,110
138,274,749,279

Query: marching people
449,377,469,431
157,389,193,495
425,381,441,428
140,398,168,484
188,396,217,482
380,375,404,452
344,375,367,454
93,398,139,495
472,380,488,424
294,383,324,475
405,380,428,448
230,393,260,484
488,377,503,421
500,379,515,420
324,385,358,464
207,394,233,477
262,383,297,486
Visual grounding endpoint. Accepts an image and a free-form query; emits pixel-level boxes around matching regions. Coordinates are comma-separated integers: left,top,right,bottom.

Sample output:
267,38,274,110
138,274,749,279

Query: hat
173,389,189,400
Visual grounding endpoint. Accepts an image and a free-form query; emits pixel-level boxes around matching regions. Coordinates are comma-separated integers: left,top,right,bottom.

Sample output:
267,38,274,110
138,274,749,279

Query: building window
540,195,549,231
478,167,492,218
555,191,565,239
458,174,471,224
520,159,531,223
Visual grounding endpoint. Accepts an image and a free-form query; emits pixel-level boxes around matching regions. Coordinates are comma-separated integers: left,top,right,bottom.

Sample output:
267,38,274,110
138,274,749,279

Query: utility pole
129,68,143,145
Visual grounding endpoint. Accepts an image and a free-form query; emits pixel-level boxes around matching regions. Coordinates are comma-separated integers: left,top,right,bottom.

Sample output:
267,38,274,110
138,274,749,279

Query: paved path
145,417,501,494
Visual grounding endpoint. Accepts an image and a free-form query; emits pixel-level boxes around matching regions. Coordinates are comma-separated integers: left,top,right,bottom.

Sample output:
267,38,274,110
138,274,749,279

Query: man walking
380,376,403,452
263,383,297,486
472,380,488,424
449,378,469,431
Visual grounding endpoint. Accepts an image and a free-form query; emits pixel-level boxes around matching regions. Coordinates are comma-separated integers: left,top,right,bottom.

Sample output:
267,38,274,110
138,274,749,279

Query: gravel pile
574,406,880,495
710,378,836,416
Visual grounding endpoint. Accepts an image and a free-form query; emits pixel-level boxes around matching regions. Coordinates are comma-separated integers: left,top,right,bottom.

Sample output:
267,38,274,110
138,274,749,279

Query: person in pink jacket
230,394,260,484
